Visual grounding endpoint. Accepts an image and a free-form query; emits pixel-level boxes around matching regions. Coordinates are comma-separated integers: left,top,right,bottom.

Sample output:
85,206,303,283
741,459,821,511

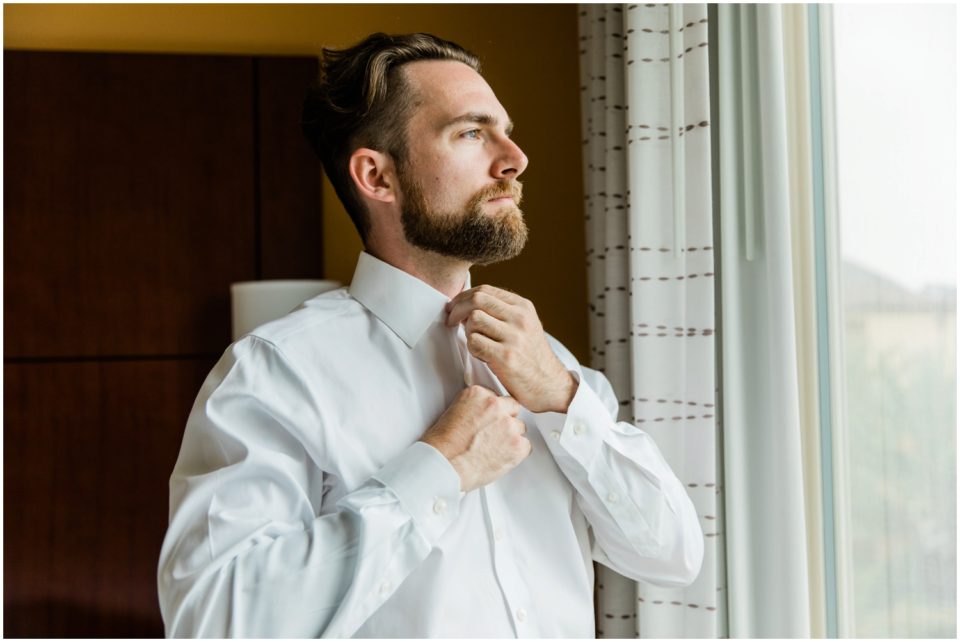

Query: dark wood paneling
4,51,325,638
257,56,325,279
3,52,257,358
3,358,216,638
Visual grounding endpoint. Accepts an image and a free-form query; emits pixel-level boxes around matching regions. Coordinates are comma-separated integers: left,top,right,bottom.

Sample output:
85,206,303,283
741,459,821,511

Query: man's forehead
402,60,510,129
403,58,484,89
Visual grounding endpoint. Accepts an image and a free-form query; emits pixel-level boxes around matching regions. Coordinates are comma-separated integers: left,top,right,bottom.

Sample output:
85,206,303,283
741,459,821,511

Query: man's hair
302,33,481,242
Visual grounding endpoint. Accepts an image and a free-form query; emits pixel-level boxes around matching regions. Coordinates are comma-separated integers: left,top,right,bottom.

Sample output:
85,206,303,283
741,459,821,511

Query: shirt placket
451,325,540,638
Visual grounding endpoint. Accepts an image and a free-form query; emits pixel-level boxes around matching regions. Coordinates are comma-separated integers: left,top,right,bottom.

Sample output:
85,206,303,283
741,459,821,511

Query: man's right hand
420,385,531,493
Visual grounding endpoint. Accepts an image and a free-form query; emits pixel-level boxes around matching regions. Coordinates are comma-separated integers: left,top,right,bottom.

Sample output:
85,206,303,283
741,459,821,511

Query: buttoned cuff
533,372,666,556
533,369,613,469
372,441,463,545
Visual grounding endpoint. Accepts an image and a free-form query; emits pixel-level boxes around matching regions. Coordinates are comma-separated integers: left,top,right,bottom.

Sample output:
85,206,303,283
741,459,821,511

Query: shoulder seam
245,297,360,345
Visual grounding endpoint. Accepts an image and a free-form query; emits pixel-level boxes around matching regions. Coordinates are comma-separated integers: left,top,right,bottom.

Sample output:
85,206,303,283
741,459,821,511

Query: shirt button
516,607,527,622
379,580,392,595
550,430,561,440
573,422,585,435
494,528,504,542
433,497,447,514
607,491,619,504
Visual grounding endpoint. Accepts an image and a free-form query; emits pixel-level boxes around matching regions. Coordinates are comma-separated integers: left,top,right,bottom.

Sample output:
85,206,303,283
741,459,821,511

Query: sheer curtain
715,4,814,637
579,4,722,637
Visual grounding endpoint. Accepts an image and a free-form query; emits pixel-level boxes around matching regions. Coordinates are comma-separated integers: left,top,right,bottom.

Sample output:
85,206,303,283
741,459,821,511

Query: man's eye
462,129,481,140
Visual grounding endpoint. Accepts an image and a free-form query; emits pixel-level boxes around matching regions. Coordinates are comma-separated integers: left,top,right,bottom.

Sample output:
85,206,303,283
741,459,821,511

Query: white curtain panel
579,4,722,638
717,4,812,637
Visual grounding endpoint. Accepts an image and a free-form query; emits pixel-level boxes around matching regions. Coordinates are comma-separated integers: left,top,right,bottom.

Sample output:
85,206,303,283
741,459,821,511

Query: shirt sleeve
157,336,462,638
531,337,705,588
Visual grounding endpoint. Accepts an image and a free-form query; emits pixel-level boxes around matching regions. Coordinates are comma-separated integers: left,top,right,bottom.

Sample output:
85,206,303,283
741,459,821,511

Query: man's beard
398,169,529,266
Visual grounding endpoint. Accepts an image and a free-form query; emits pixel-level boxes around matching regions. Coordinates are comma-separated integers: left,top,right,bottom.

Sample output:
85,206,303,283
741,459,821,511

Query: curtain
579,4,722,638
783,5,829,636
716,4,812,637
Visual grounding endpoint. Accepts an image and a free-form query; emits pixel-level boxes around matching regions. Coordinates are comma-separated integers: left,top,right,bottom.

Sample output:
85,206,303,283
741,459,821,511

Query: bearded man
158,32,703,638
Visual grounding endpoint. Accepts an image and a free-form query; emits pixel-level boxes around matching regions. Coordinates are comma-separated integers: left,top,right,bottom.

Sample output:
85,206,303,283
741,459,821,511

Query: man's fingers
477,284,525,306
449,284,521,308
463,309,509,342
466,329,499,363
501,396,521,417
446,285,522,327
447,291,505,326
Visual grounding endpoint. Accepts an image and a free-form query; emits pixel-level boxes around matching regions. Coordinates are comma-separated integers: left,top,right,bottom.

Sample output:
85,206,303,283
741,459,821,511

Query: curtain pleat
783,5,829,636
717,4,813,637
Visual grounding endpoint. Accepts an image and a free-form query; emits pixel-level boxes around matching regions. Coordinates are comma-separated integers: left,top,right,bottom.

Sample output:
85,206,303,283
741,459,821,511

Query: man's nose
491,136,529,179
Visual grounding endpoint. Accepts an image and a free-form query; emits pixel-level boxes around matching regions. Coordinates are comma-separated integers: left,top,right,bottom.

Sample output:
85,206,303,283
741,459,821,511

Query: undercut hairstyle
302,33,481,242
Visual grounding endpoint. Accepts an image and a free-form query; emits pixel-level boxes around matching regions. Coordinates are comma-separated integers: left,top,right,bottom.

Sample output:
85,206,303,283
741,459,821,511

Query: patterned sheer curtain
579,4,723,638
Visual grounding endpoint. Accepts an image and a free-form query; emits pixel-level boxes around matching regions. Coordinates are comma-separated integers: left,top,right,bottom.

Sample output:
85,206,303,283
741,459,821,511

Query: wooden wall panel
3,51,324,637
3,359,216,638
3,52,257,358
257,56,325,279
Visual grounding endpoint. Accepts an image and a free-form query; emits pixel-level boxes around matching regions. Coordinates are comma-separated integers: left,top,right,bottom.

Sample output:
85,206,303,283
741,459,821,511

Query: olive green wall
5,3,588,360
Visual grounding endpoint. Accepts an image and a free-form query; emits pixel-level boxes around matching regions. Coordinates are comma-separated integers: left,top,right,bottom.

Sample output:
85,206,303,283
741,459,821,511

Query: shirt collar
349,251,472,349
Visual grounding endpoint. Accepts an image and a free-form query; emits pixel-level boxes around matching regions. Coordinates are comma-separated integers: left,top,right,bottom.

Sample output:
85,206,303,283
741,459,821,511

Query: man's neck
364,243,471,300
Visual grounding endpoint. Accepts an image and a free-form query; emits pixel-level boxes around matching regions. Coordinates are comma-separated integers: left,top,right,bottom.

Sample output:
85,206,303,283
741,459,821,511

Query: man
158,32,703,638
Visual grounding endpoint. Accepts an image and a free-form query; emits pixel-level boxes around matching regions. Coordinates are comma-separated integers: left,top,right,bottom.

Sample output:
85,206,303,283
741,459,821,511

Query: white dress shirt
158,251,704,638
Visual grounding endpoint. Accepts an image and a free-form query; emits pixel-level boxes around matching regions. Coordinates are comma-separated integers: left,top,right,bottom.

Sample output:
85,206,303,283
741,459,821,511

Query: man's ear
348,148,396,205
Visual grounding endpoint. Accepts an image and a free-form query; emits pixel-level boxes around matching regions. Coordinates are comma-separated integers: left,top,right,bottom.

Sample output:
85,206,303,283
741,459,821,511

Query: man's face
394,60,530,266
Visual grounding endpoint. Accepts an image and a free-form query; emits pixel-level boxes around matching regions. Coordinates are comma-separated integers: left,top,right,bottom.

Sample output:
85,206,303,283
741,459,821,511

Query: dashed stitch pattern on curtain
579,3,724,638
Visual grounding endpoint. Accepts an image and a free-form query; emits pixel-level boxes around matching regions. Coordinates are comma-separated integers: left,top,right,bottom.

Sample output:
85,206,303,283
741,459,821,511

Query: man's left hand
446,285,577,413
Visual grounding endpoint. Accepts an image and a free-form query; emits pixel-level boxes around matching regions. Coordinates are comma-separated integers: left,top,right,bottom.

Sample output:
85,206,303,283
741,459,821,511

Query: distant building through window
834,4,956,637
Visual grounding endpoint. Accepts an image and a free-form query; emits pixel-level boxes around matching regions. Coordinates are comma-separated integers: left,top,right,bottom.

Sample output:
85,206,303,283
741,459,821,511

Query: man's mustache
477,181,523,205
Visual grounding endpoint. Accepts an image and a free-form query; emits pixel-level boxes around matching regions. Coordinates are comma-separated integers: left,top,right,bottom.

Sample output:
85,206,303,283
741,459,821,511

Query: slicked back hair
302,33,481,242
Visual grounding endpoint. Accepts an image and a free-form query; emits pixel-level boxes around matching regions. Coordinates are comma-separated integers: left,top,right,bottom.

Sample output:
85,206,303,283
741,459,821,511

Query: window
830,4,956,637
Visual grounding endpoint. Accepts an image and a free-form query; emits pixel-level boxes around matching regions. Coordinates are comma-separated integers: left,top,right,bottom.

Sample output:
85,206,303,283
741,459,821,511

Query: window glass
833,4,956,637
